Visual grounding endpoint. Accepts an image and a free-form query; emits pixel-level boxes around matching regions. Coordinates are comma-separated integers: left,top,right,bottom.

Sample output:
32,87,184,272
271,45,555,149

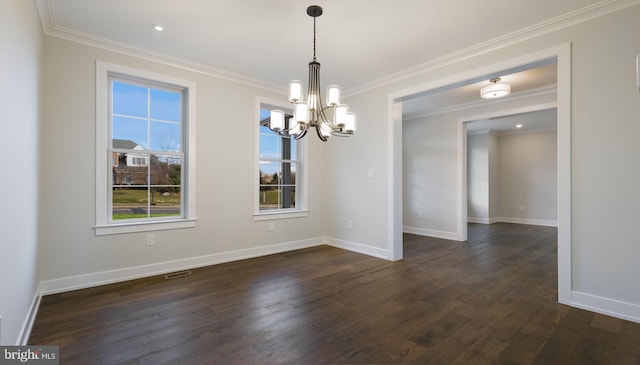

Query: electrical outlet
418,211,423,218
347,220,353,229
367,169,376,179
146,233,155,246
268,222,275,232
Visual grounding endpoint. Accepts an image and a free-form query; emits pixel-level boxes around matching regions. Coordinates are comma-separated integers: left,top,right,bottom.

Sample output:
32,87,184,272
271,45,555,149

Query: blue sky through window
112,81,182,152
259,107,297,175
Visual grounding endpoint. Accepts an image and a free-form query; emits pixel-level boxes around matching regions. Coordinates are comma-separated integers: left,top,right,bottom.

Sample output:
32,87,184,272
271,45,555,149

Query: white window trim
253,97,309,221
95,60,197,235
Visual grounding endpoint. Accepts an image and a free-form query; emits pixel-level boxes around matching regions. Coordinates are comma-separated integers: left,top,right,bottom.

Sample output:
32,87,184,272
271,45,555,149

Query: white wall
488,133,499,219
0,0,42,344
498,130,557,224
468,129,558,226
332,4,640,319
37,36,328,290
467,133,490,221
403,114,458,238
401,92,555,239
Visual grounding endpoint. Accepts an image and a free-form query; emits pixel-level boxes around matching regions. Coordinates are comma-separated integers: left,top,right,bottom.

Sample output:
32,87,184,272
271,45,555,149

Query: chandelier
269,5,356,142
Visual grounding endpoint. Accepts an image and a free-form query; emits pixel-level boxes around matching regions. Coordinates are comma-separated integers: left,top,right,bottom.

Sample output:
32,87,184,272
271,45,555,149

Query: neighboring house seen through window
96,61,196,235
111,79,183,222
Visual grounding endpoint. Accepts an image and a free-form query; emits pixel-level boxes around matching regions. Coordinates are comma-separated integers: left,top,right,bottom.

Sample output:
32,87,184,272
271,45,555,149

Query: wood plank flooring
29,223,640,364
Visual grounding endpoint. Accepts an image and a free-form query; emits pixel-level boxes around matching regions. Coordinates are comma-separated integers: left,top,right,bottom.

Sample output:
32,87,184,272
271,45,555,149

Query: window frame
95,61,197,235
254,98,308,221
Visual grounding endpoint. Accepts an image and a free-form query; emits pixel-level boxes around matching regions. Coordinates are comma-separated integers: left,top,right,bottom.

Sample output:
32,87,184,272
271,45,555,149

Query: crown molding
468,125,558,137
36,0,639,96
403,85,557,121
35,0,284,95
346,0,640,97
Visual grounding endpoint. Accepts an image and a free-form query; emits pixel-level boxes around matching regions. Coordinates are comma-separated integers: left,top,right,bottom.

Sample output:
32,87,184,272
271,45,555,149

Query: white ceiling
37,0,613,134
466,108,558,135
37,0,610,92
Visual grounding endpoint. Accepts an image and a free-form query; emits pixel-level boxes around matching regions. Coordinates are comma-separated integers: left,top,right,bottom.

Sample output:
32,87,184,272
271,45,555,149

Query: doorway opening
389,44,571,304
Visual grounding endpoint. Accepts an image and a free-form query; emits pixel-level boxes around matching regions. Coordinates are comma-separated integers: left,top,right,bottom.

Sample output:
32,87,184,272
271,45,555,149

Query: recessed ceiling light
152,24,164,32
516,124,523,128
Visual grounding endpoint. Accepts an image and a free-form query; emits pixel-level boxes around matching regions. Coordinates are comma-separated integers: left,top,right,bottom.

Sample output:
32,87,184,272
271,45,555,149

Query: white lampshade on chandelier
269,5,356,142
480,77,511,99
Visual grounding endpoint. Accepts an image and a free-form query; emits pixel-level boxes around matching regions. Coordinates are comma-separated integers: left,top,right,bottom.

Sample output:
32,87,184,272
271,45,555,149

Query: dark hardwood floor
30,223,640,364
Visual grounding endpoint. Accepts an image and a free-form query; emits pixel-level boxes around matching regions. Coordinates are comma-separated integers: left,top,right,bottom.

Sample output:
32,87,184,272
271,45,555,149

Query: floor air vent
164,270,192,279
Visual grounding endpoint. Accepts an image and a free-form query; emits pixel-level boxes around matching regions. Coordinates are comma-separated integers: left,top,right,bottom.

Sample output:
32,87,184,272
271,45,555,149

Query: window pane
113,81,148,118
282,162,296,185
112,187,149,220
258,103,300,213
282,185,296,208
258,186,296,210
259,186,280,210
259,162,280,185
150,121,181,152
150,155,181,186
289,137,297,161
150,88,181,122
259,132,281,159
113,152,149,185
150,187,181,218
113,116,148,149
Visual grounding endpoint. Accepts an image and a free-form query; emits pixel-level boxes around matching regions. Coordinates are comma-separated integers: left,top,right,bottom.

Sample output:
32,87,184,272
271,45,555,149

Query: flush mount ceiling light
481,78,511,99
269,5,356,142
152,24,164,32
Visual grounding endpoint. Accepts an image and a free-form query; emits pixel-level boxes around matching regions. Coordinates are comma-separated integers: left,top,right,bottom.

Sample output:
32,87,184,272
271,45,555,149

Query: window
255,101,308,220
96,61,196,235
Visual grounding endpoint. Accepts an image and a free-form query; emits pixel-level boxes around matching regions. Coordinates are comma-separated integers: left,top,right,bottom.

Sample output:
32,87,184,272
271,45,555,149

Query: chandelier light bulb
326,85,341,106
270,110,285,131
334,104,348,126
345,113,356,133
294,102,308,124
289,80,303,102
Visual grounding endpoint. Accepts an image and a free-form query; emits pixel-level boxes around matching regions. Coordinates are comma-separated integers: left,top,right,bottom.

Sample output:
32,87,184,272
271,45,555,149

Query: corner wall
468,129,558,226
498,130,557,225
0,0,42,345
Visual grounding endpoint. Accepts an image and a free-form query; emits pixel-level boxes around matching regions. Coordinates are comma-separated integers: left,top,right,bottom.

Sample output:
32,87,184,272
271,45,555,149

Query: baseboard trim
496,217,558,227
325,237,391,260
17,282,42,345
467,217,558,227
571,291,640,324
467,217,496,224
403,226,461,241
39,238,324,295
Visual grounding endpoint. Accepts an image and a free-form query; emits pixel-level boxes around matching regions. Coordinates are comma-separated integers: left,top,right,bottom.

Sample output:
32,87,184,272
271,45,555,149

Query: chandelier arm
293,129,308,140
315,125,329,141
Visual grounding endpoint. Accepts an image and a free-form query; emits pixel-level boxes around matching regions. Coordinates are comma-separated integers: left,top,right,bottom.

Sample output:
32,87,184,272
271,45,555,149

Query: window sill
253,210,309,221
95,218,197,236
